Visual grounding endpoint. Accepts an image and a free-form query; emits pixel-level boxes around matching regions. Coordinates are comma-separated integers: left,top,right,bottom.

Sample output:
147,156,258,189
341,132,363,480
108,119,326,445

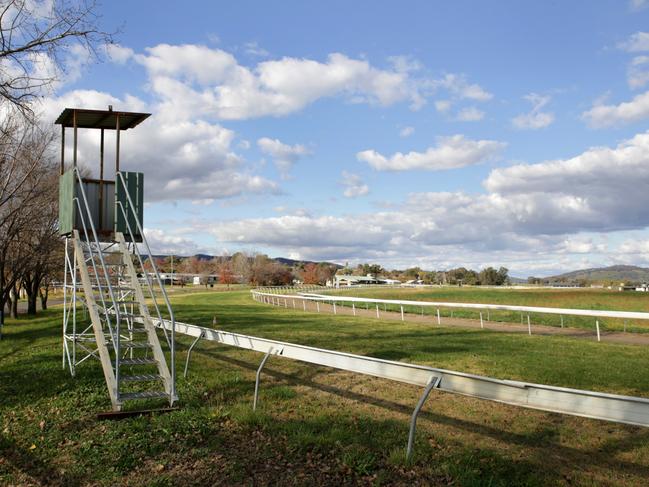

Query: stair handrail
114,201,170,345
115,171,176,402
72,166,121,386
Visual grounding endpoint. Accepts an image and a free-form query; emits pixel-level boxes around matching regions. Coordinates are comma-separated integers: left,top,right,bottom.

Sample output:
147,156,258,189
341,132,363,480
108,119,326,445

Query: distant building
334,274,400,287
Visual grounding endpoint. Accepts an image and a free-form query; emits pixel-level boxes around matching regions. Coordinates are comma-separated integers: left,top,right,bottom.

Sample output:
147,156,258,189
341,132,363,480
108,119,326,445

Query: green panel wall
115,171,144,242
58,170,75,236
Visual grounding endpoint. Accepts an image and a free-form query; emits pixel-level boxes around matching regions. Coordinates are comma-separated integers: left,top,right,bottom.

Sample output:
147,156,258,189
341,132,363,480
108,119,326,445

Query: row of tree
338,263,510,286
0,0,111,333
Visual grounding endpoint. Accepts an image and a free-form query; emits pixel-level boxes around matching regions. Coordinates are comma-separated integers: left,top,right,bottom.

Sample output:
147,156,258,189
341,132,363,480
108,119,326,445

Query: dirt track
264,296,649,346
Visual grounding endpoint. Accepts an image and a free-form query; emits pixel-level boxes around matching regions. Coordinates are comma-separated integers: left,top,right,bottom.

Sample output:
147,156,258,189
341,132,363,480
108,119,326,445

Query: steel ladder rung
119,391,168,401
120,374,162,383
120,357,157,366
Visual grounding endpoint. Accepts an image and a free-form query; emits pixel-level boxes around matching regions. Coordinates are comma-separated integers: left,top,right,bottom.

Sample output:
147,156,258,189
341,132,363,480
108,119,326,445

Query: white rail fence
147,316,649,459
251,287,649,341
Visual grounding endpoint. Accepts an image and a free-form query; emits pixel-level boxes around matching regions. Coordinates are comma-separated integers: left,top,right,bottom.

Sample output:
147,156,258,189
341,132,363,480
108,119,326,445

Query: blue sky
40,0,649,277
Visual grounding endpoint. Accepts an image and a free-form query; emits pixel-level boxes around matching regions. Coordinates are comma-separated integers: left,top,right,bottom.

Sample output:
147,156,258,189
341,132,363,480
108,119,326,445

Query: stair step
120,374,161,382
113,341,151,349
92,286,134,291
119,391,169,401
120,357,157,366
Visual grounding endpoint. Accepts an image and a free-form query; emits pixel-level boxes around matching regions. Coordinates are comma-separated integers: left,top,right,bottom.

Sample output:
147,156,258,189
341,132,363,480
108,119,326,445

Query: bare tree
0,0,113,116
0,114,54,332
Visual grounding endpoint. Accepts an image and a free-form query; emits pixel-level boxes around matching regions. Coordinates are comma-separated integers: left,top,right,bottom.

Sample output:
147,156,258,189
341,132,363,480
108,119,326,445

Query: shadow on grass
0,432,84,487
190,346,649,481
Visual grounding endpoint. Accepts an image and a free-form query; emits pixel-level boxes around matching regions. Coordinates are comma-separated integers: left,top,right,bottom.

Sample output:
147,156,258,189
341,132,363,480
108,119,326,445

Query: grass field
320,286,649,333
2,288,649,485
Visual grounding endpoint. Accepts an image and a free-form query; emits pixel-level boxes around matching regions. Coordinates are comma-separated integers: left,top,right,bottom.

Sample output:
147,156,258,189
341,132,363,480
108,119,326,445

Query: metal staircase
62,167,176,411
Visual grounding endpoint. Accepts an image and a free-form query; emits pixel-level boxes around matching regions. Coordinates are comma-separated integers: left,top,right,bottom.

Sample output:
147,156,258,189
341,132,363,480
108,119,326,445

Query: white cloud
628,55,649,89
257,137,310,178
144,228,213,255
357,135,505,171
435,74,493,101
340,171,369,198
455,106,485,122
243,41,269,57
38,89,279,202
582,89,649,127
201,130,649,273
107,43,492,120
399,126,414,137
512,93,554,130
618,32,649,52
435,100,452,113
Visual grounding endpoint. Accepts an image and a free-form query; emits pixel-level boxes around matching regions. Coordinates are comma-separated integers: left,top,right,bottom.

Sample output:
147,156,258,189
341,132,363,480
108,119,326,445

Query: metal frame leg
407,376,441,460
251,346,284,411
183,331,204,378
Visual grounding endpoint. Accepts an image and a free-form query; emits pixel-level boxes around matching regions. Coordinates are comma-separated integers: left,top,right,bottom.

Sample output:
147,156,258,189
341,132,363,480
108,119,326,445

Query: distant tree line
337,263,510,286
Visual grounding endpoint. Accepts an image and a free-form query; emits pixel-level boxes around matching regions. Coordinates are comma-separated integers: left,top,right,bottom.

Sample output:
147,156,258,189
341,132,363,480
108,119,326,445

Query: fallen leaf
29,444,36,450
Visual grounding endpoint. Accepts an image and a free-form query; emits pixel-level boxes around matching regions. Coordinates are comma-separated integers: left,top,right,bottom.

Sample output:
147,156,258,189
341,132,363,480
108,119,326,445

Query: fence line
251,288,649,341
146,316,649,459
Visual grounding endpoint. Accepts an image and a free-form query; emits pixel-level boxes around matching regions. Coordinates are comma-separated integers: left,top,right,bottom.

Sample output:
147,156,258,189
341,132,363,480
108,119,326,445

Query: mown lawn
320,286,649,333
2,289,649,486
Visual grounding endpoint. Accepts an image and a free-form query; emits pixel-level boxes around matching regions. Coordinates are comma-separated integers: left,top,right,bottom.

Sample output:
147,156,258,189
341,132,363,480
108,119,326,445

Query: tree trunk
39,286,49,310
10,285,18,318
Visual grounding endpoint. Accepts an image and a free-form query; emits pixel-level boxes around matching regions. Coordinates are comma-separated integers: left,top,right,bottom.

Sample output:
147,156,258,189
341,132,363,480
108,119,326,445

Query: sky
35,0,649,277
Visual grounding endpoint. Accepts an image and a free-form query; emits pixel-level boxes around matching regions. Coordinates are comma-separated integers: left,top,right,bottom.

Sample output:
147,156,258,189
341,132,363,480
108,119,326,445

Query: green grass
2,289,649,485
320,286,649,333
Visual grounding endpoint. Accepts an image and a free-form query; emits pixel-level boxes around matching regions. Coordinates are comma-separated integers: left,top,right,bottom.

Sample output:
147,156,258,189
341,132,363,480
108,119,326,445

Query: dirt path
264,296,649,347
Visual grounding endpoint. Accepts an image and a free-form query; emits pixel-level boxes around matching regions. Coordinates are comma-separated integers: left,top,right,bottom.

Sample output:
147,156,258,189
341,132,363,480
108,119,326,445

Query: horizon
40,0,649,277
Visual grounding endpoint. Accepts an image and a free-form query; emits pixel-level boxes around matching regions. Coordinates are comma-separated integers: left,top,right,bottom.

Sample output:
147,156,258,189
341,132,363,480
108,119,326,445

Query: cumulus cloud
582,89,649,127
38,89,279,202
357,135,505,171
202,130,649,273
455,106,485,122
102,43,492,120
435,100,452,113
434,73,493,101
628,55,649,89
340,171,369,198
257,137,310,178
144,228,212,255
512,93,554,130
618,32,649,52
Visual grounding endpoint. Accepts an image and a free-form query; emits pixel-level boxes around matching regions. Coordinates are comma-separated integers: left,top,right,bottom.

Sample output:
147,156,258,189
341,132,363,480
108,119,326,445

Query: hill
548,265,649,284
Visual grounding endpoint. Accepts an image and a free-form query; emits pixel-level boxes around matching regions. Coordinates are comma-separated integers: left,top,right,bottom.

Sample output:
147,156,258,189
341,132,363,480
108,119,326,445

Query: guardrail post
480,312,484,328
352,303,356,316
303,300,306,312
376,304,380,318
560,315,564,328
333,302,337,315
316,302,320,313
407,376,440,460
596,320,601,342
183,331,204,378
253,350,273,411
527,315,532,335
624,319,627,333
400,305,404,321
292,299,296,309
437,308,441,325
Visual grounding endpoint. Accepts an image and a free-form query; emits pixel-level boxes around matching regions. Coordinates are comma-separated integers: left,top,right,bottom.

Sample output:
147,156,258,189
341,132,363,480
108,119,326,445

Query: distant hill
547,265,649,284
149,253,342,269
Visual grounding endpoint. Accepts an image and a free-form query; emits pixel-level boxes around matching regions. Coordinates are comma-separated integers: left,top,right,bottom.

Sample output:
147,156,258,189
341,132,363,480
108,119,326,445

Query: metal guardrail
143,316,649,459
251,288,649,340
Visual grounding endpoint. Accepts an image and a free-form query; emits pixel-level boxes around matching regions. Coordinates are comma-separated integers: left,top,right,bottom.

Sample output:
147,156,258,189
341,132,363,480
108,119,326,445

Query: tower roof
54,108,151,130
